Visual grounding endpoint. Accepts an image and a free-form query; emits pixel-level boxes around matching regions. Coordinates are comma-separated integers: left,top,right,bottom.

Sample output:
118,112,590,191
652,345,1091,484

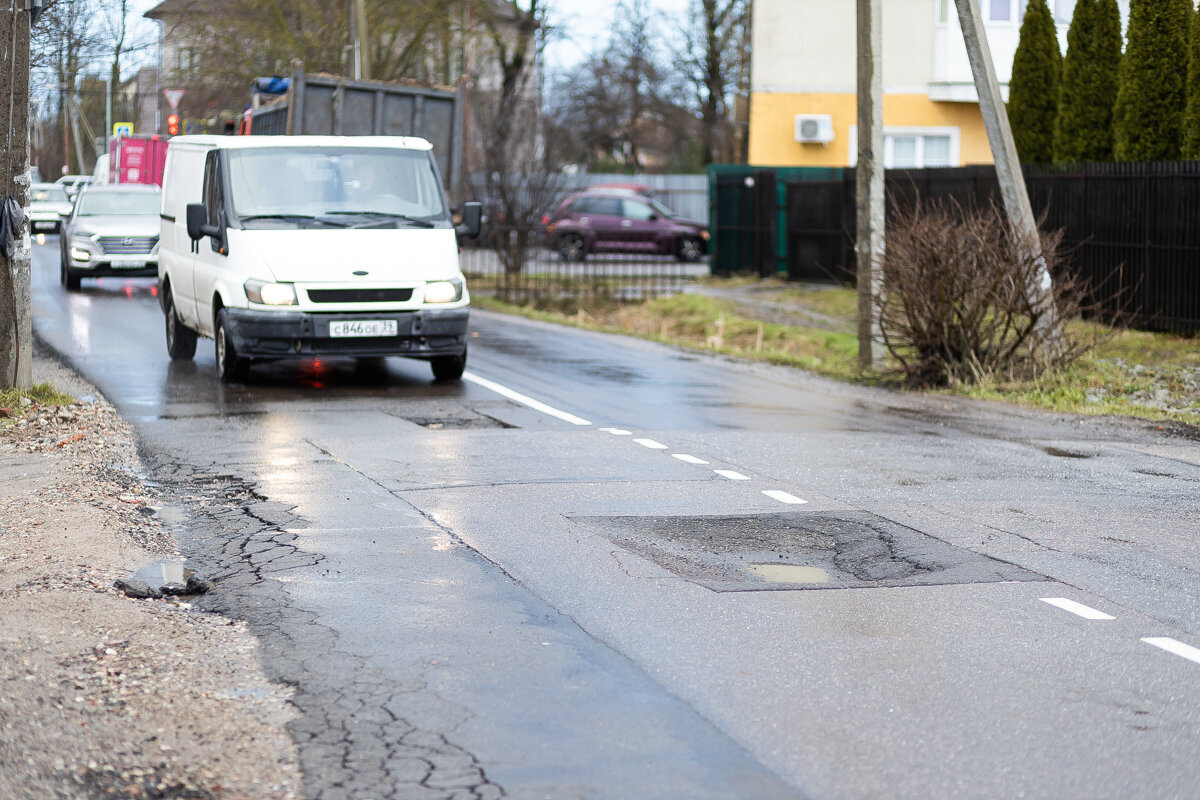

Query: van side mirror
456,202,482,239
185,203,209,241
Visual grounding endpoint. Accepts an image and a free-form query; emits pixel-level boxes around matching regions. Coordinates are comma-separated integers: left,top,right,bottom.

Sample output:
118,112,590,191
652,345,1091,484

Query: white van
158,135,480,382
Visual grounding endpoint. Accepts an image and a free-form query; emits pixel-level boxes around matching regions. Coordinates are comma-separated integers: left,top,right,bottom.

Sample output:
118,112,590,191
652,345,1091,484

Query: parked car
28,183,74,233
58,183,162,290
56,174,92,199
543,189,708,262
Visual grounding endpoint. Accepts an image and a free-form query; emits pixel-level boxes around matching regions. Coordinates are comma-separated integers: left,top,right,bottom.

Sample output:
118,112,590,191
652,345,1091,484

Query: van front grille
306,288,414,304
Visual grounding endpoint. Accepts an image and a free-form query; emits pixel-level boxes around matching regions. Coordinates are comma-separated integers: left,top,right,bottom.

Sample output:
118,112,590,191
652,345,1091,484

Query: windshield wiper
239,214,350,228
322,211,435,229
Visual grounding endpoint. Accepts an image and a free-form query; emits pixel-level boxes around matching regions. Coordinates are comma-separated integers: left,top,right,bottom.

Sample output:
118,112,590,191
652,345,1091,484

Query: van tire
559,234,587,262
164,287,198,360
676,236,703,262
431,347,467,381
215,309,248,382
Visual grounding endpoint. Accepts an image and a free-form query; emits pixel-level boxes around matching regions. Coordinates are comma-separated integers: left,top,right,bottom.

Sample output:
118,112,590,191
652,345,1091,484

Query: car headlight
700,230,711,241
424,277,464,304
70,246,94,262
244,280,297,305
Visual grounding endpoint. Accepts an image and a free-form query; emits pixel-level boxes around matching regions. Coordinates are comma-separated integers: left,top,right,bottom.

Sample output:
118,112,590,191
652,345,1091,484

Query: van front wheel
431,347,466,381
215,310,248,383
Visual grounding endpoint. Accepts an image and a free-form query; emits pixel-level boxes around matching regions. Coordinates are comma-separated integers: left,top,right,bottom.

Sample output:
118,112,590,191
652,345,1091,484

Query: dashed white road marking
599,427,632,435
634,438,669,450
1040,598,1115,620
463,372,591,426
762,490,808,505
672,454,709,465
715,470,750,481
1142,637,1200,666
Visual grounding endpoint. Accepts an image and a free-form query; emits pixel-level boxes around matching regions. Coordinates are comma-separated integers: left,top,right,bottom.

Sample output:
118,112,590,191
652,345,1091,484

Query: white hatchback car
28,183,73,232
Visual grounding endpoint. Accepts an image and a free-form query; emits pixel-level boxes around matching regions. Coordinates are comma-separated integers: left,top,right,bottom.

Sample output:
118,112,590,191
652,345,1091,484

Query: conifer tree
1114,0,1190,161
1054,0,1097,162
1008,0,1062,164
1054,0,1122,162
1183,4,1200,158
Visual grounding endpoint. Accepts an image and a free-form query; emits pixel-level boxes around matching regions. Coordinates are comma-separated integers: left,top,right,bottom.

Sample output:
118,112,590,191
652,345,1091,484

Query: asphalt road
29,235,1200,800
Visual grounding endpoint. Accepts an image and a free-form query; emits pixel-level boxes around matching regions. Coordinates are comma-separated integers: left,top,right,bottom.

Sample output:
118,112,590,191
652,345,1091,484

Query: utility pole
855,0,885,369
953,0,1062,346
352,0,371,81
1,0,33,389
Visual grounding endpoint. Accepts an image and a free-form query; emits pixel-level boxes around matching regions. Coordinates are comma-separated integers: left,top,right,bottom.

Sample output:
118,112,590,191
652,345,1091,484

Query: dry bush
878,199,1094,387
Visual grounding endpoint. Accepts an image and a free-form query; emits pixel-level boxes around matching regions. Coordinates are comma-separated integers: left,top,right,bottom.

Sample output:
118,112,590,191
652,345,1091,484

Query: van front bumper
222,307,469,359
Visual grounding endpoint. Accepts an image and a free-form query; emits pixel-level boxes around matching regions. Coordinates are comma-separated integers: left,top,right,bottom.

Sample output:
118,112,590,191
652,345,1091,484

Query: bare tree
31,0,104,175
678,0,749,165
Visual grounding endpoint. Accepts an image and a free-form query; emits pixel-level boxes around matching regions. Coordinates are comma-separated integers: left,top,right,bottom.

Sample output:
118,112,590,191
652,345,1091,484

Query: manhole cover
576,511,1043,591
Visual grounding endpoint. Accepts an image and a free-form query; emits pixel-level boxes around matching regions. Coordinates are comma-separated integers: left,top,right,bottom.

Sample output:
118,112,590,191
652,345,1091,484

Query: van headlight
424,277,464,304
245,279,297,305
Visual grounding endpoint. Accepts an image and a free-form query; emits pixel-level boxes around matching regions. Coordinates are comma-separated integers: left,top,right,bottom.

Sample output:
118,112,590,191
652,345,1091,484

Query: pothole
577,511,1044,591
1043,446,1092,459
400,415,514,429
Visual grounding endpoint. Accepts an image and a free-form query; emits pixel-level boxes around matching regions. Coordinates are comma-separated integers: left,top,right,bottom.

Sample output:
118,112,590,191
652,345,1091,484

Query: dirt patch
0,354,300,799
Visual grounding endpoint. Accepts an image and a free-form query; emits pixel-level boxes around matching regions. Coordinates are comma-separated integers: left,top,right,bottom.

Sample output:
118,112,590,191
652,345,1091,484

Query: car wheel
60,252,80,291
676,236,703,263
215,309,248,383
559,234,587,262
164,286,198,360
431,346,467,381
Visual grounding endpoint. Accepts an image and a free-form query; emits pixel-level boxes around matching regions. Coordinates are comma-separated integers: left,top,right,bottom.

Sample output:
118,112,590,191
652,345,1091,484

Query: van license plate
111,259,145,268
330,320,397,338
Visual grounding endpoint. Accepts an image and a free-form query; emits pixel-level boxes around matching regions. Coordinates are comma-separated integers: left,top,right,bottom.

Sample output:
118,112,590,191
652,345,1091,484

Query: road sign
112,122,133,137
163,88,185,110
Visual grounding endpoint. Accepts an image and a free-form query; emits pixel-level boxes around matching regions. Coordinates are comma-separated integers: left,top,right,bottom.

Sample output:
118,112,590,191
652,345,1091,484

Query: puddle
154,505,187,525
132,559,194,587
749,564,831,584
1043,446,1092,459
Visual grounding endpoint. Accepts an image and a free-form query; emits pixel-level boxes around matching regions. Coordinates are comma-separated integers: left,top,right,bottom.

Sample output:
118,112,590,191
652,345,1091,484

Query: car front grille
306,288,414,303
97,236,157,255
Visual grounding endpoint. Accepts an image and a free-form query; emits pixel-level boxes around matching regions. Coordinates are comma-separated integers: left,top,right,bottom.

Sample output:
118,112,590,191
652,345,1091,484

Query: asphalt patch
578,511,1044,591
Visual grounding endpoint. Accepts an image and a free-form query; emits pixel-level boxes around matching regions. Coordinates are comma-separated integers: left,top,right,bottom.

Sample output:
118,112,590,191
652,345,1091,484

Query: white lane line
672,454,709,465
715,470,750,481
762,490,808,505
1142,637,1200,666
600,427,632,435
462,372,591,426
634,438,669,450
1040,597,1116,621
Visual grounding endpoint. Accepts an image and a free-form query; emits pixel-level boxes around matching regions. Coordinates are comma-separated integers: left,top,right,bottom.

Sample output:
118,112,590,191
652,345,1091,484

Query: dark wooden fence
781,162,1200,334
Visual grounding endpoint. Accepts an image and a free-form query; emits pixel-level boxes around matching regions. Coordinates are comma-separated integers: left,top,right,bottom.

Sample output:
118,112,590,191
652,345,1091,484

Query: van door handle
621,220,633,227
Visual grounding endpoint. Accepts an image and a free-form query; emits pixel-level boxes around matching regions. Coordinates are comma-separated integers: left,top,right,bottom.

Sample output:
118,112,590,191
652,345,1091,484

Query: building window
848,127,960,169
885,134,954,168
990,0,1011,21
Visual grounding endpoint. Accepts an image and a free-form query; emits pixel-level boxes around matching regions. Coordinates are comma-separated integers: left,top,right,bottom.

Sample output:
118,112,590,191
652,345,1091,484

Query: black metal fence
780,162,1200,334
459,226,708,307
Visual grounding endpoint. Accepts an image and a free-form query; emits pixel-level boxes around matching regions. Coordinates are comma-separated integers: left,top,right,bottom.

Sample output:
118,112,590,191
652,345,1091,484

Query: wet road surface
29,235,1200,799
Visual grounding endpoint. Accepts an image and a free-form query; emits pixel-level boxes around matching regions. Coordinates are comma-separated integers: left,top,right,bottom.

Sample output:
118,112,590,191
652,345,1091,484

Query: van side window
203,152,224,228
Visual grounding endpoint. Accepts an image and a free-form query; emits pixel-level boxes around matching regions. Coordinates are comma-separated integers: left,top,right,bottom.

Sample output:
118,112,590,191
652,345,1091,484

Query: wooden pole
856,0,885,368
953,0,1062,346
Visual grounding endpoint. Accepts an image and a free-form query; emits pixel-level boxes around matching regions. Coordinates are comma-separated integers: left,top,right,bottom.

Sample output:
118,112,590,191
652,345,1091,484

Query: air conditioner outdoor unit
794,114,835,144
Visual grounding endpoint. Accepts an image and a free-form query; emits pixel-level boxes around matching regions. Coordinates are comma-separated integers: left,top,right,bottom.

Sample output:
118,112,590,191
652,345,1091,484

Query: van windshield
226,147,448,229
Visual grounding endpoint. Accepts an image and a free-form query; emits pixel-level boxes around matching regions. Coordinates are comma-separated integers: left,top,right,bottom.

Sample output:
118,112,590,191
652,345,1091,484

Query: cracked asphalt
28,241,1200,800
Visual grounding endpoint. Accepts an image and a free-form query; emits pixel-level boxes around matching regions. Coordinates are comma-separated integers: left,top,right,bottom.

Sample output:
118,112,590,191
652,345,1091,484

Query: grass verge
473,280,1200,424
0,383,77,423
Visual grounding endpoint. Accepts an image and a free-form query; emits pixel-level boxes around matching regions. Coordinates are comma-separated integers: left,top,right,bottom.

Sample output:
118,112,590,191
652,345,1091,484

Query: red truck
99,136,169,186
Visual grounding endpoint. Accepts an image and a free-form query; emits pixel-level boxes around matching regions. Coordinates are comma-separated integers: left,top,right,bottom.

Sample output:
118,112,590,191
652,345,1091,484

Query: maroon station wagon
543,190,709,262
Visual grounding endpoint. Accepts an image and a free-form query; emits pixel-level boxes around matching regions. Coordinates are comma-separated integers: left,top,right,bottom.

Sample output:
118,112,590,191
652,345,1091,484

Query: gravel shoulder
0,350,301,800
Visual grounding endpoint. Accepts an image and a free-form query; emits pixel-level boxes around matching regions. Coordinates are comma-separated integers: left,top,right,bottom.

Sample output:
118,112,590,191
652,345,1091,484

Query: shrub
1114,0,1190,161
877,199,1092,387
1009,0,1062,164
1055,0,1122,163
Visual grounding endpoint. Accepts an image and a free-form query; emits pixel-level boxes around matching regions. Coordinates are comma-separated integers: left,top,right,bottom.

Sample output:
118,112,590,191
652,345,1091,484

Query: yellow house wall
748,92,995,167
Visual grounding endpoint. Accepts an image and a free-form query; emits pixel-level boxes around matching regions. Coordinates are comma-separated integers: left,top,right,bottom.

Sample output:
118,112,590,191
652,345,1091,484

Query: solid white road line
1142,637,1200,666
762,490,808,505
672,454,709,465
634,438,669,450
1040,597,1116,621
599,427,632,435
715,470,750,481
462,372,592,426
